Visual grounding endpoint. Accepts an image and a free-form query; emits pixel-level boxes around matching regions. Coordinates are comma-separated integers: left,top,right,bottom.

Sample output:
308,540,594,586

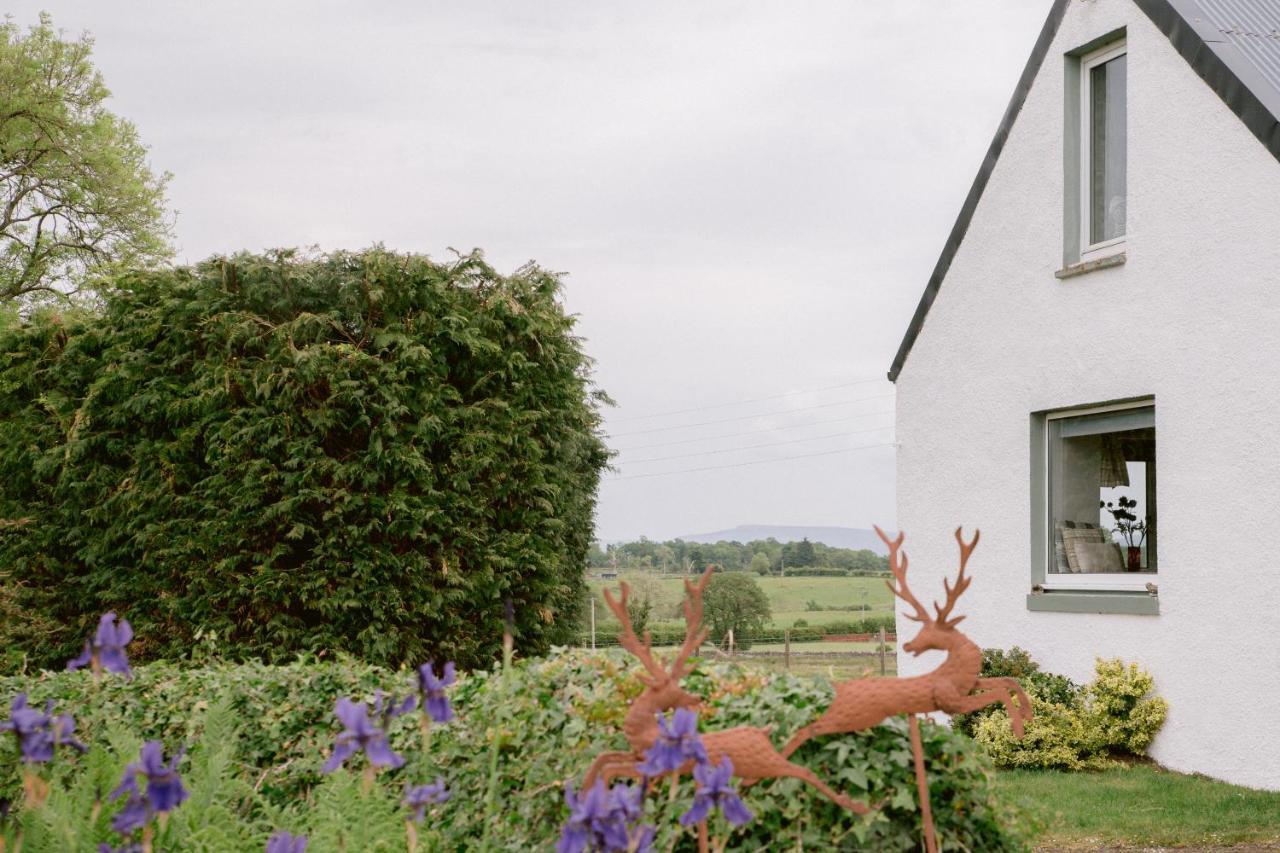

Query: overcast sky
13,1,1049,542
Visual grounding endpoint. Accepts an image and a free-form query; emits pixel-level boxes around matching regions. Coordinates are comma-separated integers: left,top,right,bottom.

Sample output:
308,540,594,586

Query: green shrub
973,657,1167,771
0,248,609,671
1,651,1034,850
952,647,1080,738
785,614,896,641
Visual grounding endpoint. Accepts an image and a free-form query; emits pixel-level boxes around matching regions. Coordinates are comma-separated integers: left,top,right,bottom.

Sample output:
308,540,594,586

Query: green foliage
702,572,771,647
974,657,1167,771
749,552,772,576
1085,658,1168,755
0,13,172,302
0,248,609,670
1,650,1033,851
597,537,887,575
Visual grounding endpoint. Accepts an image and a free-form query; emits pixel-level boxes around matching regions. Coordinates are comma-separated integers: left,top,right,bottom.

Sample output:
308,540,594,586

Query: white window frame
1040,399,1154,593
1079,40,1127,261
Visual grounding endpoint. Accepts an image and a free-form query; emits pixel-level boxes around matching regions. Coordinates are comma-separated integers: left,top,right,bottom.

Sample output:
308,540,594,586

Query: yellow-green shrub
974,657,1167,770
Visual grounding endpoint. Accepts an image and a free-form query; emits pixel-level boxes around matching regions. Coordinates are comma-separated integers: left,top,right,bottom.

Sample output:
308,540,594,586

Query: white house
889,0,1280,790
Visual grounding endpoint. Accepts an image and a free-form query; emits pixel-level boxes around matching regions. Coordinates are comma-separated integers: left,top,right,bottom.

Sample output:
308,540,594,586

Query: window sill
1055,251,1126,279
1026,589,1158,615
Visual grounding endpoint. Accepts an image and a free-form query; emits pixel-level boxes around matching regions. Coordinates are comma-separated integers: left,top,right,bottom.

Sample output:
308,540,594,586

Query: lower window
1045,403,1155,590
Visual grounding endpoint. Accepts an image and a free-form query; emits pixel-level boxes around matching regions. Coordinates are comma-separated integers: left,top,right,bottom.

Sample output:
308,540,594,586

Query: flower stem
479,616,515,851
405,819,419,853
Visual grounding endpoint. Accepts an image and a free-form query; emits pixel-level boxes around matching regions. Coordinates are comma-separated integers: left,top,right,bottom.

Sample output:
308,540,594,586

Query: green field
586,573,896,631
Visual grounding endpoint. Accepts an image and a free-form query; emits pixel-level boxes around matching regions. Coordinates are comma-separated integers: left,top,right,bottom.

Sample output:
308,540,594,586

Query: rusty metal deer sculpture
583,568,871,814
782,526,1033,758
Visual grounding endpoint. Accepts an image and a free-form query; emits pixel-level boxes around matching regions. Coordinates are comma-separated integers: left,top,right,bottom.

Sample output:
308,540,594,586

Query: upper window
1081,41,1127,254
1044,402,1154,591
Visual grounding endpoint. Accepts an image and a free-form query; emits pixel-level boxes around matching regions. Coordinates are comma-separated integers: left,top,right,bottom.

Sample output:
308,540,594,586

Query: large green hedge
0,249,609,670
0,651,1034,850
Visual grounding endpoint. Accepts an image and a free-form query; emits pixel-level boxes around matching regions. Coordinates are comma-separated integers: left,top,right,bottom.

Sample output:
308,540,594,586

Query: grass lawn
997,765,1280,849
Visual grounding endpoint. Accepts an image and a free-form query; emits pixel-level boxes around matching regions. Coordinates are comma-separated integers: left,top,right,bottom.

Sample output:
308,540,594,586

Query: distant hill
678,525,888,555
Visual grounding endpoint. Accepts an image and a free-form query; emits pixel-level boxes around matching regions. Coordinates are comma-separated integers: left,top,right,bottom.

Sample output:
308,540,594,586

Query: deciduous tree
0,14,171,302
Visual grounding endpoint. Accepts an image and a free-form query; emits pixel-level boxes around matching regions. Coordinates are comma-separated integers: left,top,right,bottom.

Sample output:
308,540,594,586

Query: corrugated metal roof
1189,0,1280,99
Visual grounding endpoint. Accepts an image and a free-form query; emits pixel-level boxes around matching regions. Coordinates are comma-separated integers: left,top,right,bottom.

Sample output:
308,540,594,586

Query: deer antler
875,525,931,624
602,582,669,686
668,566,713,680
933,527,979,628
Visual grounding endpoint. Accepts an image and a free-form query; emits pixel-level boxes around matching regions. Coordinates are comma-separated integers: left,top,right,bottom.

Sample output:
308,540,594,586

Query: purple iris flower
416,662,456,723
637,708,708,777
1,693,88,763
265,831,308,853
556,780,654,853
679,756,753,828
67,612,134,679
403,777,450,822
321,697,404,773
109,741,188,833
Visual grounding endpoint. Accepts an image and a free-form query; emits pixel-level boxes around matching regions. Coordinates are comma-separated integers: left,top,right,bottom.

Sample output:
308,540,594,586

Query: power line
606,393,896,438
612,409,895,452
609,377,891,422
619,424,896,464
609,440,897,481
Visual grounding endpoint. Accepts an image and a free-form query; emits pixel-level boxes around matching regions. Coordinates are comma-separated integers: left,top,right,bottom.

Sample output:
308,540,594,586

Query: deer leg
781,715,853,759
582,751,638,787
977,677,1034,727
775,762,873,815
935,684,1026,736
596,756,646,785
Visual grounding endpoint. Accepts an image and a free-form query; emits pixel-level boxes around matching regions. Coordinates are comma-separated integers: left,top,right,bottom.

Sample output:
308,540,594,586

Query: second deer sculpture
583,569,871,814
782,526,1032,758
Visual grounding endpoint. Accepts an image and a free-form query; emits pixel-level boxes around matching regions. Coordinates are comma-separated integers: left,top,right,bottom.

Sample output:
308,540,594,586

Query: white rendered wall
894,0,1280,790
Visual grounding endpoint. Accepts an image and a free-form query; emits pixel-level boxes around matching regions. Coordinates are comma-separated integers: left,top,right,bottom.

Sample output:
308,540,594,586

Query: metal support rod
784,628,791,672
879,626,887,676
908,714,938,853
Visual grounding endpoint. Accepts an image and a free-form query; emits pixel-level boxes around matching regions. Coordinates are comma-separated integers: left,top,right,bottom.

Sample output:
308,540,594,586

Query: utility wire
609,377,891,422
609,441,897,480
619,424,896,464
606,393,895,438
612,409,895,452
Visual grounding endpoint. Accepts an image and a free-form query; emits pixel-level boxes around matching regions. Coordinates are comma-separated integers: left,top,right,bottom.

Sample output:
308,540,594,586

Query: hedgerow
0,248,609,670
0,651,1035,850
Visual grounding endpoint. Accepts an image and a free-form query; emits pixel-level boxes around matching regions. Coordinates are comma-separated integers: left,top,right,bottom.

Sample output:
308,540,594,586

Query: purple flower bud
679,756,753,828
1,693,87,764
637,708,708,777
403,777,450,823
109,741,188,832
266,830,308,853
416,662,456,724
67,612,134,679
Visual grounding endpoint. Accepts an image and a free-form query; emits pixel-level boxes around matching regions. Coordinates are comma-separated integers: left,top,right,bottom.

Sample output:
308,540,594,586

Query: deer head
875,526,979,656
602,567,713,714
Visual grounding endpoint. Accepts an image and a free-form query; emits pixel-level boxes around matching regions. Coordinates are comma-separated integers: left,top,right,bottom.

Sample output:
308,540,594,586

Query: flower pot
1126,546,1142,571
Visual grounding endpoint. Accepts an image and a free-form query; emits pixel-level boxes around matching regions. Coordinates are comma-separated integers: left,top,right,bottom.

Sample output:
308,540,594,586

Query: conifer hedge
0,249,609,670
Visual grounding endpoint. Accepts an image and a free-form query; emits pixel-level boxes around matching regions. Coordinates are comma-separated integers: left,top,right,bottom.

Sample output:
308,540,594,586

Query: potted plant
1100,496,1147,571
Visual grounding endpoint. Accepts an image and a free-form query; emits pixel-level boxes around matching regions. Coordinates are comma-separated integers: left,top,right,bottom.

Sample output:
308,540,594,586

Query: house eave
887,0,1280,383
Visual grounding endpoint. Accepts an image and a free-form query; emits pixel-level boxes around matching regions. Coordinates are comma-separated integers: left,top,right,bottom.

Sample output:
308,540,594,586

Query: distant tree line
588,536,887,575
